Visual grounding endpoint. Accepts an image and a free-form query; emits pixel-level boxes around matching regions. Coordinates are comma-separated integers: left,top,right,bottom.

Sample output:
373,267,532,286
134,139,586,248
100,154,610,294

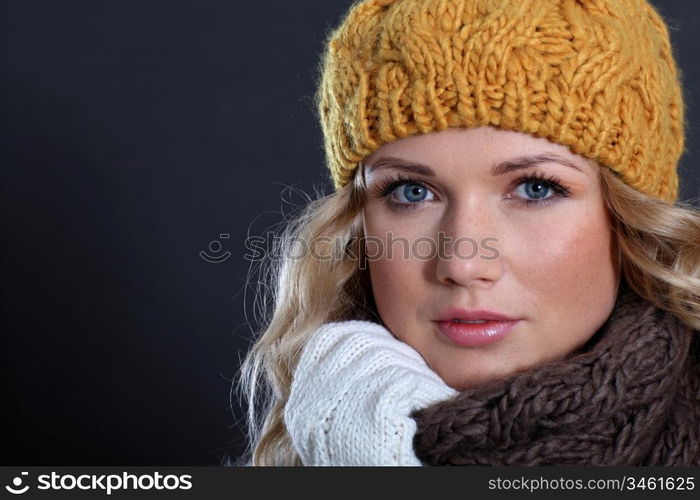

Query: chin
437,356,539,391
437,367,508,392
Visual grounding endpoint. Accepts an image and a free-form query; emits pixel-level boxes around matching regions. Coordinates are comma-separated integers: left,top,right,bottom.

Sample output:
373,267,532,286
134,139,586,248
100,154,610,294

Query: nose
434,202,504,288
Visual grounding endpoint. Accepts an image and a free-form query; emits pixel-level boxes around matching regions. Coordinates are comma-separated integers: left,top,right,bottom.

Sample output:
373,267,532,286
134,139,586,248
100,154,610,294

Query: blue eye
376,174,435,210
396,183,432,203
510,173,571,207
515,179,553,200
374,172,571,211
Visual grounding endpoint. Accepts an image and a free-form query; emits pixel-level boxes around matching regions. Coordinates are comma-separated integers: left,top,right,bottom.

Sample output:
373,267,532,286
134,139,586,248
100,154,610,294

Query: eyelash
373,172,571,210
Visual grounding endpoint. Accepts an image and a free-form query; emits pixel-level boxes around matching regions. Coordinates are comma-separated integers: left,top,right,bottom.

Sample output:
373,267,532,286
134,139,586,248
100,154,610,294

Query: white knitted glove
284,320,458,466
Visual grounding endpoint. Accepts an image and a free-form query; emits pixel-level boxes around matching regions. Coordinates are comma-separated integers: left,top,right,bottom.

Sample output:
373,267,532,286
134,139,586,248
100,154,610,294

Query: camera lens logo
200,233,231,263
5,472,29,495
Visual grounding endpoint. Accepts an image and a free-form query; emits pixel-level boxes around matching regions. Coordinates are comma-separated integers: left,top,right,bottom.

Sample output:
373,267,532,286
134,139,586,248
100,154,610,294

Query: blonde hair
235,174,373,466
235,164,700,466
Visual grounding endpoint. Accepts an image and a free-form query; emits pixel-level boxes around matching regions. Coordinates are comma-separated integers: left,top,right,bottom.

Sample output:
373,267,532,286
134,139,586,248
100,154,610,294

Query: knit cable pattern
318,0,685,201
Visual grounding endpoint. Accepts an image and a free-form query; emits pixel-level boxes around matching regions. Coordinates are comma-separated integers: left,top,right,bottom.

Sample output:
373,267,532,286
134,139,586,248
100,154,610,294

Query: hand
284,320,458,465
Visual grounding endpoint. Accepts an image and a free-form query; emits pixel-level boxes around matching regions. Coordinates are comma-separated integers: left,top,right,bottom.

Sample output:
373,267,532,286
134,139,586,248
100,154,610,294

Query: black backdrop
2,1,699,466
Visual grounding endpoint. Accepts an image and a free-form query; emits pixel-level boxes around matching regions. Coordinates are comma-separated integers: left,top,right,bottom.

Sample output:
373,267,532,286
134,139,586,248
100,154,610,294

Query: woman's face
361,126,620,390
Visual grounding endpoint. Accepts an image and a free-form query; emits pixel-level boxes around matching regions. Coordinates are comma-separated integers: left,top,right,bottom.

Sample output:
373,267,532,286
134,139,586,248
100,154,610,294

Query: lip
433,308,519,322
434,319,520,347
432,308,521,347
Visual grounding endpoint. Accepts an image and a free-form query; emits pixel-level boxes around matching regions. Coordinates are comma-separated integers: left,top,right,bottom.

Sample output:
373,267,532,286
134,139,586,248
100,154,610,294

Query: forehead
363,127,598,178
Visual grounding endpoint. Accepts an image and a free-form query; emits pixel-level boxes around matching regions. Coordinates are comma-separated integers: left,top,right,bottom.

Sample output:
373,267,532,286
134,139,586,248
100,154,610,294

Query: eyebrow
365,153,584,177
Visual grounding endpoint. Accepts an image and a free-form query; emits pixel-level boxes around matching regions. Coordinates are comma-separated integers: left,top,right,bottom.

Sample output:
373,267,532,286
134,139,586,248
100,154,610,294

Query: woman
238,0,700,465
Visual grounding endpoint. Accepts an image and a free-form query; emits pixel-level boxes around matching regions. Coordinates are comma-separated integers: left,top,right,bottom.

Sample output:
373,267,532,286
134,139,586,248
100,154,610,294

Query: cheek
513,205,617,318
366,238,423,333
363,208,429,334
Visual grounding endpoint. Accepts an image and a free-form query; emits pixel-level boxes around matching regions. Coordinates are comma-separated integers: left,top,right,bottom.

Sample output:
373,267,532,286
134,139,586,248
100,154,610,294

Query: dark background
2,1,699,465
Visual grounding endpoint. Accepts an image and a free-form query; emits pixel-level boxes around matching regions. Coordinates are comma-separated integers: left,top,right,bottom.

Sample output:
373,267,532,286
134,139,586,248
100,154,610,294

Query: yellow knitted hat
317,0,685,201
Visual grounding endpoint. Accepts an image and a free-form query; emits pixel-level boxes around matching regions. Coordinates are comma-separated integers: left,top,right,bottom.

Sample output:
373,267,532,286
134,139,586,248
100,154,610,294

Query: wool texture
411,286,700,466
284,320,457,465
317,0,685,201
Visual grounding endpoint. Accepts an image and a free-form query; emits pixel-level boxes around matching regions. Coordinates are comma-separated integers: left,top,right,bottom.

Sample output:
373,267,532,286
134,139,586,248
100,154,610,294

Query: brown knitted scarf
411,287,700,465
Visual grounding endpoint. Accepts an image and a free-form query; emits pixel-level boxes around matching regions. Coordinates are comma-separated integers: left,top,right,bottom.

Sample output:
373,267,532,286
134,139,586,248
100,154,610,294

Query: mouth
434,319,520,347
